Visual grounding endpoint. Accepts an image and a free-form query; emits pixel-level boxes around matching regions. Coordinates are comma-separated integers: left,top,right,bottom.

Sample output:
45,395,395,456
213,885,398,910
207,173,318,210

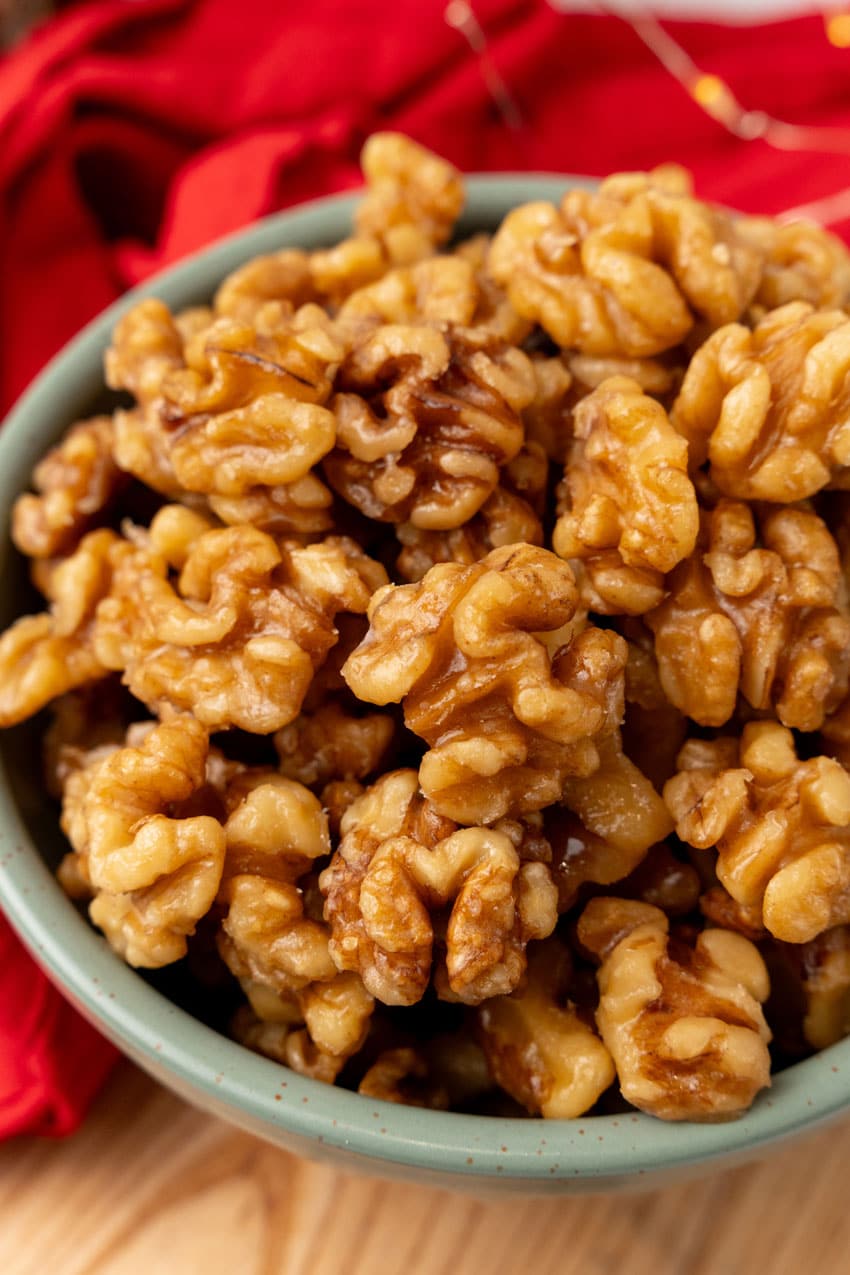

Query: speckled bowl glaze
1,178,849,1194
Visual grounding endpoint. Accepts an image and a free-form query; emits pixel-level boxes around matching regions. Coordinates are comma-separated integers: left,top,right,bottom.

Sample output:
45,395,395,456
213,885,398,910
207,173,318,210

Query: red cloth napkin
3,0,850,1137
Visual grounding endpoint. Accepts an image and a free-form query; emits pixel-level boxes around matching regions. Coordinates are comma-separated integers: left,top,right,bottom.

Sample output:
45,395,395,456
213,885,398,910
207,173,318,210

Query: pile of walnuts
5,133,850,1123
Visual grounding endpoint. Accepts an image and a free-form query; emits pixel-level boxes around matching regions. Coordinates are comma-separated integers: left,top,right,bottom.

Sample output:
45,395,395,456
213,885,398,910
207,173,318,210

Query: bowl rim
1,174,849,1182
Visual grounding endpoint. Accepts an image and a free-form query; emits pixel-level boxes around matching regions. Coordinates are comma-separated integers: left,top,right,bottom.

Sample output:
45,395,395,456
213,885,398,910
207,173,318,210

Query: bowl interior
1,176,849,1187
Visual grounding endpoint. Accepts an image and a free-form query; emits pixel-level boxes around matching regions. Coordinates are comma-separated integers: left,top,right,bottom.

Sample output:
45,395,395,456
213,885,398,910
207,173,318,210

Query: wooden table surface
2,1061,849,1275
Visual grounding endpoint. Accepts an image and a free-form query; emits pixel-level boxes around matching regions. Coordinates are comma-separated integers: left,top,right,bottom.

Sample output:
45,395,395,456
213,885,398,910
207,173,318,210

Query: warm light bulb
826,12,850,48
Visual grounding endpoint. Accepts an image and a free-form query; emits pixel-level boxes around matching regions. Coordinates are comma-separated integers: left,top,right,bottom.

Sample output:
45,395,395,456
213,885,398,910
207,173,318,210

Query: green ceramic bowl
1,178,848,1194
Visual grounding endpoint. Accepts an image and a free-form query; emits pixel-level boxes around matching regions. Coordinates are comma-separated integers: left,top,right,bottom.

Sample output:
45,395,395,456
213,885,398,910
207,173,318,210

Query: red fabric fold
2,0,850,1138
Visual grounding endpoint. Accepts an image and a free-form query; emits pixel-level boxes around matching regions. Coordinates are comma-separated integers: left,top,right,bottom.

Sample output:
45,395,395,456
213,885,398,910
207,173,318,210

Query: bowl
1,176,849,1195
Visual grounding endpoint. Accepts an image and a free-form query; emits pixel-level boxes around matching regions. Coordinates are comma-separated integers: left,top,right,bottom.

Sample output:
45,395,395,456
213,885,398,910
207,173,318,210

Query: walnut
737,216,850,312
94,528,387,733
487,172,762,358
232,968,374,1080
619,841,701,918
0,528,116,727
207,475,335,535
578,897,771,1120
665,722,850,943
358,1047,451,1109
647,501,850,729
451,234,532,343
324,324,534,530
274,701,395,787
216,773,337,993
213,249,315,321
105,299,210,403
309,237,387,306
553,377,698,615
560,730,674,857
59,716,226,967
547,736,673,913
477,938,615,1118
11,416,126,559
394,441,547,582
338,256,479,326
320,770,557,1006
321,780,366,838
343,544,627,823
671,302,850,500
354,132,464,265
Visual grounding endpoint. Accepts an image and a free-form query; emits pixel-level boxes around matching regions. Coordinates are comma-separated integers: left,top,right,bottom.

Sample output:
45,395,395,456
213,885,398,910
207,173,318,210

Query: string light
447,1,850,227
825,10,850,48
444,1,524,131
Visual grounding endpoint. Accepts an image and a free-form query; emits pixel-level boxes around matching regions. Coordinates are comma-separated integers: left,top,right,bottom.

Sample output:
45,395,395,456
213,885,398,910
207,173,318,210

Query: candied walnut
59,716,226,967
553,377,698,615
477,938,615,1119
0,528,117,728
106,299,209,403
207,474,335,535
112,405,184,498
737,216,850,312
548,755,674,912
309,237,387,305
355,132,464,265
578,897,771,1120
521,356,572,463
671,302,850,500
232,968,374,1079
320,770,557,1006
358,1047,450,1109
647,501,850,729
217,773,337,993
94,529,387,733
561,731,673,855
274,701,395,787
487,173,762,358
324,324,534,530
213,249,315,321
338,256,478,326
343,544,627,823
11,416,126,559
566,351,682,400
451,234,532,344
665,722,850,943
394,441,547,582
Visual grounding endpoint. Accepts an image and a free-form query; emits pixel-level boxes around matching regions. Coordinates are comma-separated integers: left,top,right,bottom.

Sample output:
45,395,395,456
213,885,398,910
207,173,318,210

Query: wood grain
2,1062,849,1275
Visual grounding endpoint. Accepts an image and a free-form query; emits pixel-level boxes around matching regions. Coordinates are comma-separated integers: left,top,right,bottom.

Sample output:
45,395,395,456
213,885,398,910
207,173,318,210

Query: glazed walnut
671,302,850,500
553,377,698,615
647,501,850,730
274,701,395,787
358,1048,450,1109
578,898,771,1120
737,216,850,313
338,255,479,326
324,324,534,530
11,416,126,559
477,939,615,1118
354,132,464,265
60,716,226,967
320,770,557,1006
0,528,117,728
487,171,762,358
776,927,850,1050
216,772,337,993
94,528,387,733
343,544,627,823
394,441,547,582
666,723,850,943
